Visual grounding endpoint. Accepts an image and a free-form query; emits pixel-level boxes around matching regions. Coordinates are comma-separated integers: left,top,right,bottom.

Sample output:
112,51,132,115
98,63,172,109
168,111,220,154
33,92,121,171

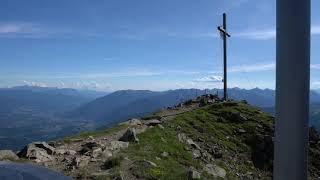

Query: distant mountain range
67,89,206,126
68,88,320,129
1,86,320,150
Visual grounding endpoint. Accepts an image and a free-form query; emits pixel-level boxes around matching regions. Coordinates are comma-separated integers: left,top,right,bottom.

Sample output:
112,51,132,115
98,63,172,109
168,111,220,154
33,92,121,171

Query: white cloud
194,75,223,82
23,80,47,87
0,24,24,33
73,81,112,90
0,22,71,38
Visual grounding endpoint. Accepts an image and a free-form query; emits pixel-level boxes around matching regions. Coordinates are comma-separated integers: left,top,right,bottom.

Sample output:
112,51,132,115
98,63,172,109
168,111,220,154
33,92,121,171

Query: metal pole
223,13,227,101
274,0,310,179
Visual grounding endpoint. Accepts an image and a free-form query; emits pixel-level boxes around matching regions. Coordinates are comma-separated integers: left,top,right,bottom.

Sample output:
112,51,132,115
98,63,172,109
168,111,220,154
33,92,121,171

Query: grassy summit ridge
12,97,319,180
117,101,277,179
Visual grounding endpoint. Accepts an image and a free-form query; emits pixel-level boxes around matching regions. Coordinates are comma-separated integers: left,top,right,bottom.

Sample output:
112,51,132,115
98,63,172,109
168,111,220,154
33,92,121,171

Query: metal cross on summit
217,13,231,101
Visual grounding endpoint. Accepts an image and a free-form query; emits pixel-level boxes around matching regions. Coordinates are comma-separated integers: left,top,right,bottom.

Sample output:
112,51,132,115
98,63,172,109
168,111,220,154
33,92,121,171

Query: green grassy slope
58,100,319,180
119,101,277,179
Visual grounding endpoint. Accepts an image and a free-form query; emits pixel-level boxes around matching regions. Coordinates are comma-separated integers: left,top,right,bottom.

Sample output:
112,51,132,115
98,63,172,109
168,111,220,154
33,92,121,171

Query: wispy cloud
225,62,320,73
103,58,114,61
115,30,218,40
312,81,320,85
234,25,320,40
194,75,223,82
311,64,320,70
0,22,103,39
228,63,275,73
59,69,202,79
73,81,112,90
234,29,276,40
23,80,48,87
0,24,26,33
22,80,112,91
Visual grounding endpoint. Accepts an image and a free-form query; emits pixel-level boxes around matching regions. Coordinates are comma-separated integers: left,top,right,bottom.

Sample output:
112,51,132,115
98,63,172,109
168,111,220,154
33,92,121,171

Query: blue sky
0,0,320,91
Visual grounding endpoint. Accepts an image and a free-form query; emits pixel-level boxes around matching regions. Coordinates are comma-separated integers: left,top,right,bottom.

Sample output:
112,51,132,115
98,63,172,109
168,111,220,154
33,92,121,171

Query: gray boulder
161,151,169,157
204,164,226,178
71,156,90,168
108,141,129,151
79,142,100,155
18,142,55,163
237,128,247,134
192,149,201,159
119,128,139,143
92,147,103,158
0,150,19,161
55,148,67,155
186,139,201,149
188,168,201,179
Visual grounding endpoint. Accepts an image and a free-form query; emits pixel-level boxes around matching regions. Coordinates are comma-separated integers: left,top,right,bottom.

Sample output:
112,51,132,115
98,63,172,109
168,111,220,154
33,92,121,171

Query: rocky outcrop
178,133,201,150
208,145,223,159
17,142,55,163
188,168,201,179
119,128,139,143
71,156,90,168
0,150,19,161
79,142,100,156
108,141,129,151
204,164,226,178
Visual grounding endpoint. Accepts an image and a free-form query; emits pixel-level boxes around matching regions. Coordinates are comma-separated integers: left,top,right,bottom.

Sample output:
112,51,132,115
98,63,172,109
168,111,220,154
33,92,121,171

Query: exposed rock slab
204,164,226,178
0,150,19,161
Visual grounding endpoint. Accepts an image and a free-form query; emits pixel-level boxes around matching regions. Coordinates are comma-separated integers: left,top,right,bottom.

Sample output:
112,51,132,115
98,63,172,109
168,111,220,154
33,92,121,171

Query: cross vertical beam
218,13,231,101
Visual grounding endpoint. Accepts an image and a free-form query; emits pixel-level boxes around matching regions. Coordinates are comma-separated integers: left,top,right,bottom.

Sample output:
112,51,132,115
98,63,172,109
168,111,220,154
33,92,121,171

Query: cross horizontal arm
217,26,231,37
